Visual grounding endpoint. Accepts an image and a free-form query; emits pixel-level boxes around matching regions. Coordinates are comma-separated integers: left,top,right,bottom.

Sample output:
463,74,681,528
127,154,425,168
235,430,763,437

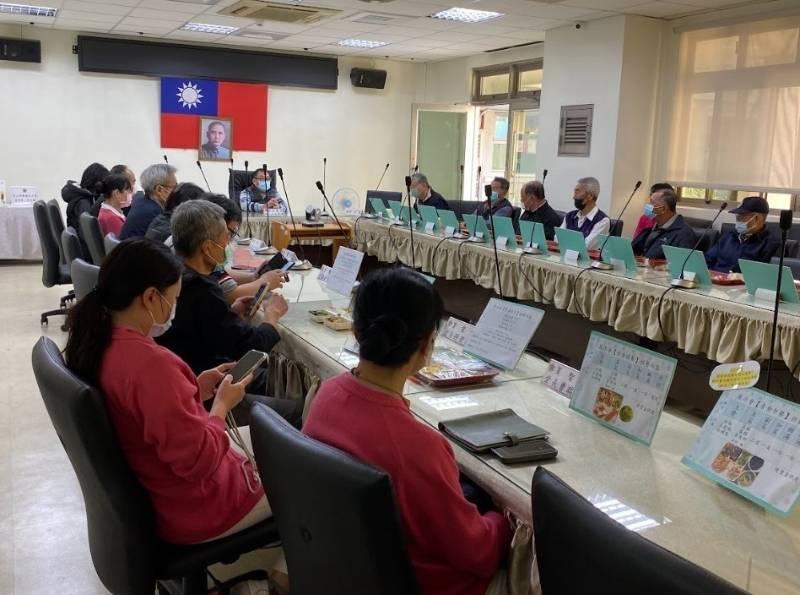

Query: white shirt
559,205,611,250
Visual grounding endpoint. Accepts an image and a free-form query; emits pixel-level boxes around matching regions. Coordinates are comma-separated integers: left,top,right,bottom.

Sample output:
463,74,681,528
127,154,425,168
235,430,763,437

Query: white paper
755,287,778,305
542,359,579,399
464,298,545,370
441,317,475,348
526,242,539,250
326,247,364,297
495,236,508,250
317,264,332,283
475,231,484,240
683,270,697,282
424,221,435,233
564,249,580,266
570,332,677,445
611,258,626,272
445,225,455,237
418,395,479,411
9,186,38,205
0,180,5,205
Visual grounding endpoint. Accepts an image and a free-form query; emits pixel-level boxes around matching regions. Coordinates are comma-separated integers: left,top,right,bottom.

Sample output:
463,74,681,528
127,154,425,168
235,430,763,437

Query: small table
270,220,351,260
0,204,41,260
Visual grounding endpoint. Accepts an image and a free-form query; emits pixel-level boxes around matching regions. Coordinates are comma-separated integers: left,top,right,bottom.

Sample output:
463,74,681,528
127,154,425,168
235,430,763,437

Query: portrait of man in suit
199,118,232,161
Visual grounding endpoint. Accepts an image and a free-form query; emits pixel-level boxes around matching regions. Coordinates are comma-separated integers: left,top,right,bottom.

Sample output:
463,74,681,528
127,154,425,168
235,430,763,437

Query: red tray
710,272,745,286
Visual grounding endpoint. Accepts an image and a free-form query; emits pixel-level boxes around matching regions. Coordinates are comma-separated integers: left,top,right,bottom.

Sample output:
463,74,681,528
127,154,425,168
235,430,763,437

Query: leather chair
79,212,106,265
250,404,420,595
228,168,278,206
772,256,800,278
31,337,281,595
609,218,623,237
690,227,719,252
61,227,83,265
104,232,121,255
531,467,747,595
70,258,100,301
46,198,68,265
33,201,72,326
511,206,522,228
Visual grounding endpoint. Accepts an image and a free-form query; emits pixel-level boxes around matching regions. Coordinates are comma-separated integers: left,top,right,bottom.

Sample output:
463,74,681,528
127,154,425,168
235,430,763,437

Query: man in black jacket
516,180,563,240
631,188,696,260
157,199,301,426
411,173,450,211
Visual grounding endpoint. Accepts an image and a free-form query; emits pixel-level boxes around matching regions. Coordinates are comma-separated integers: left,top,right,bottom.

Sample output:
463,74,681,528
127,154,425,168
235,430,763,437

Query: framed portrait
198,117,233,162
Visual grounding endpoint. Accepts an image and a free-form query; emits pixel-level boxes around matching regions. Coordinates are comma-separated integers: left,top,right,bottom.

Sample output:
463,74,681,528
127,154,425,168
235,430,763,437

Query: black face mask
573,198,584,210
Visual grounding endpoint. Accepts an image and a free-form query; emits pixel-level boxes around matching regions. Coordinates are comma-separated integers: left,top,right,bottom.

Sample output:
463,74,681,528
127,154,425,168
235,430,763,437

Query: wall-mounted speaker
0,38,41,63
350,68,387,89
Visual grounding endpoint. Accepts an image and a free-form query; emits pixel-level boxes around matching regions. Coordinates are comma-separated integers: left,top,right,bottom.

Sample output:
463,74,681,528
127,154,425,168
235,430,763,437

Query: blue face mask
735,221,750,235
257,180,270,192
490,191,499,203
643,204,657,219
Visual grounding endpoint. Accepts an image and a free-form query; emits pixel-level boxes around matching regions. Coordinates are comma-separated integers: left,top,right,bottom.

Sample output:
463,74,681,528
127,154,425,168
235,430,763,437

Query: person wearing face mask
304,267,513,595
239,168,288,216
705,197,780,273
515,180,562,240
156,200,302,426
145,182,207,244
559,176,610,249
631,189,696,260
96,173,131,237
120,164,178,240
632,183,674,240
410,173,450,211
476,177,514,222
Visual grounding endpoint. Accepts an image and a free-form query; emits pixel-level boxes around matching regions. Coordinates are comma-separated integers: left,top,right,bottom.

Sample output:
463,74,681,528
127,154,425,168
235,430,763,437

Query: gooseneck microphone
196,160,211,192
475,165,482,200
262,163,273,247
542,169,548,183
314,180,346,242
484,184,504,298
243,160,251,237
405,175,416,269
277,167,306,263
672,202,727,289
767,209,793,391
322,157,328,213
592,180,642,271
163,154,169,164
375,163,390,191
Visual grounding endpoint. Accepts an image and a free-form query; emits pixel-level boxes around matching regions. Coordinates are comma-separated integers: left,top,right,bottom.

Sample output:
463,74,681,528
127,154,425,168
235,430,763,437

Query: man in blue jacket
631,188,696,259
705,196,780,272
120,164,178,240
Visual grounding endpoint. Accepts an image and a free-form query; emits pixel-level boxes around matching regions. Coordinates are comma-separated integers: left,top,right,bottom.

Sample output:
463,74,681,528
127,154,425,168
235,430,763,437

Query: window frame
675,185,800,213
472,59,543,107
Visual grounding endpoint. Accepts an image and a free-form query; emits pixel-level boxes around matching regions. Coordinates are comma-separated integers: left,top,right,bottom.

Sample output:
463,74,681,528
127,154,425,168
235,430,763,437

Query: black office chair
33,201,72,326
79,212,106,266
531,467,747,595
70,258,100,301
228,168,278,206
46,198,69,265
61,227,83,266
31,337,281,595
511,206,522,228
689,227,719,252
250,404,420,595
772,256,800,278
609,218,623,237
104,232,121,255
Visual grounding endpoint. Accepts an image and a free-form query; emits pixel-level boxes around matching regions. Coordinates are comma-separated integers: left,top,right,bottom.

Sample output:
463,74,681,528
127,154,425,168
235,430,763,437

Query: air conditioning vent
559,104,594,157
220,1,340,24
347,12,407,25
235,28,289,41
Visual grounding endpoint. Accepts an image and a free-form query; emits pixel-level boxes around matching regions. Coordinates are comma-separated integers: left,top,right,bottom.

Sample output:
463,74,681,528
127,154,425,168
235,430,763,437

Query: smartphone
280,261,295,273
491,440,558,464
257,253,289,277
247,284,269,319
228,350,268,383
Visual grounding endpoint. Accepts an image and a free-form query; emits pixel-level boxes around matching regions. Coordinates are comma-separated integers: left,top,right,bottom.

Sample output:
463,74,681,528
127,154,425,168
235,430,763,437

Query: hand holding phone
247,284,270,319
228,349,268,383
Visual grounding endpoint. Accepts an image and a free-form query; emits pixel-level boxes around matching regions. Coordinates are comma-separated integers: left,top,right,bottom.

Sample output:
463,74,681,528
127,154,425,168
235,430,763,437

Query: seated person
120,164,178,240
145,182,206,244
239,168,288,215
156,200,300,424
516,180,562,240
631,189,696,260
96,173,132,237
304,268,513,595
61,162,108,241
632,182,674,240
705,197,780,273
476,176,514,221
411,173,450,211
560,176,610,250
63,239,269,545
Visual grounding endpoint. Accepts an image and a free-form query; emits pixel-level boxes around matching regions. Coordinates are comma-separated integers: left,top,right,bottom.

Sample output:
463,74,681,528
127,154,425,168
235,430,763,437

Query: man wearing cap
705,196,780,273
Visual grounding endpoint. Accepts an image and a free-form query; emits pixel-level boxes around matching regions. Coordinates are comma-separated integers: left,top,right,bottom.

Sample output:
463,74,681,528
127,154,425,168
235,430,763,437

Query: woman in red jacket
64,238,268,544
303,268,513,595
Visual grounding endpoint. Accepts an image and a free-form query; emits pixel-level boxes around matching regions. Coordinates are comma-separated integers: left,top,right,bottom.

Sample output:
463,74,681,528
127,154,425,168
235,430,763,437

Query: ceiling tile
53,20,110,30
60,0,131,15
562,0,651,10
56,9,122,21
626,1,703,17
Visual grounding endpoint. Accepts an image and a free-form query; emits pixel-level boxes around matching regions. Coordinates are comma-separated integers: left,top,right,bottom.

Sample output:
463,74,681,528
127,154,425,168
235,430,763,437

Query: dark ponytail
79,162,110,197
353,268,443,367
64,239,182,386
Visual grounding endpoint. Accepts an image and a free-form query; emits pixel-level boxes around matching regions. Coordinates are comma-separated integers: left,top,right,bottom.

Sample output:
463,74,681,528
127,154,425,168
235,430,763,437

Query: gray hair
171,199,226,257
410,173,429,187
522,180,545,200
577,177,600,199
140,164,177,195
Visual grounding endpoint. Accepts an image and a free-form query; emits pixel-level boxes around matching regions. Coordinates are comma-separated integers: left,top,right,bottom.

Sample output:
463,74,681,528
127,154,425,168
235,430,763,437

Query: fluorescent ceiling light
0,2,56,17
181,22,239,34
338,38,387,49
430,7,503,24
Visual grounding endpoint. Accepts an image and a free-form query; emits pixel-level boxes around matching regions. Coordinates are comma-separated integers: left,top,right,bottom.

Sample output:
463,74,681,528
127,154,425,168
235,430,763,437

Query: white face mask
148,291,176,338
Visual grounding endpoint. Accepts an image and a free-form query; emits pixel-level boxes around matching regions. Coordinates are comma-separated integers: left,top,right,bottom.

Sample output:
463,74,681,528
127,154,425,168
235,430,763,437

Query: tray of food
710,271,745,286
323,314,353,331
309,308,337,323
414,348,499,388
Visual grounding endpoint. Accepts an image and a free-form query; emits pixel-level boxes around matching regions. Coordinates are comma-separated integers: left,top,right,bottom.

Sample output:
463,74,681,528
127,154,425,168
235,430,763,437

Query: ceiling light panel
430,7,503,24
338,38,387,48
182,21,239,33
0,2,56,17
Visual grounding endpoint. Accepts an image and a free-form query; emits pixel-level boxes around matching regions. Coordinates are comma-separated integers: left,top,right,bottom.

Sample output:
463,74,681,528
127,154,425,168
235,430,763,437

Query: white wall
0,26,418,212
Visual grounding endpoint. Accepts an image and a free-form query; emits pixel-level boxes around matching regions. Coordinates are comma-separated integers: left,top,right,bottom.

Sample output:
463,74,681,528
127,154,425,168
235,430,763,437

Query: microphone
414,164,419,173
405,175,416,269
243,160,251,237
314,180,347,244
459,164,464,199
484,183,504,298
277,167,306,263
163,154,169,164
322,157,328,213
196,160,211,192
475,165,482,200
592,180,642,270
672,202,727,289
543,169,548,182
263,163,273,247
767,210,793,390
375,163,390,191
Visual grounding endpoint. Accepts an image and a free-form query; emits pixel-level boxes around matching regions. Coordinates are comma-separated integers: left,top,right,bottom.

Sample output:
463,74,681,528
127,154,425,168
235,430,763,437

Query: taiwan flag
160,77,268,152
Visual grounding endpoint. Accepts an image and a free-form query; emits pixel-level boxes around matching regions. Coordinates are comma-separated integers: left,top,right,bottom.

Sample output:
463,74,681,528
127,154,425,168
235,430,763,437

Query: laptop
462,214,490,241
662,245,711,287
418,204,439,233
490,216,517,250
553,228,589,265
519,220,548,253
739,259,799,303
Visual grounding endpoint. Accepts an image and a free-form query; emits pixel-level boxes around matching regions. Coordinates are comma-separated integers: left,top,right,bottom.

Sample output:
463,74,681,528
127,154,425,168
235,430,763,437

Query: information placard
441,317,475,348
464,299,544,370
682,388,800,516
326,247,364,297
570,332,677,445
9,186,38,205
542,359,579,399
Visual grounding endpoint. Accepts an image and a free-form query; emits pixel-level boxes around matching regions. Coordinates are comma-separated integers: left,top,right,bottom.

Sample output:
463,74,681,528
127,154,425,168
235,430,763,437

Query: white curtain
667,16,800,193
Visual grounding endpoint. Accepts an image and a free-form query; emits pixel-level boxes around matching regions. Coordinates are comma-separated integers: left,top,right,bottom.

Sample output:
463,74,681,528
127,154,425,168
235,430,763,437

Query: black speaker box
350,68,387,89
0,38,41,63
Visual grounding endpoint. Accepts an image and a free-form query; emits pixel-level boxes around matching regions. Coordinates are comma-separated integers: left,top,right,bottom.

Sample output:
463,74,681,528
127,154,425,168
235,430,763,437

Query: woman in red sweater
303,268,513,595
96,172,131,237
64,239,268,544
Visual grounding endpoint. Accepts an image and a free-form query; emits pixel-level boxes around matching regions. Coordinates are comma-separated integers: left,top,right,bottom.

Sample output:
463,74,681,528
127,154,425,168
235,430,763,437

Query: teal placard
369,198,389,218
418,204,439,232
554,227,589,264
438,209,460,233
490,216,517,250
662,245,712,287
600,236,637,274
387,200,403,219
398,205,419,225
519,220,548,251
463,214,490,241
739,259,799,303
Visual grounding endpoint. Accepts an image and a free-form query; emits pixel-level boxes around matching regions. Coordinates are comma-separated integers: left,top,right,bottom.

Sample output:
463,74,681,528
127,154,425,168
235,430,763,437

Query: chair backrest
79,212,106,266
690,227,719,252
228,168,278,203
609,218,623,237
511,206,522,226
33,201,63,288
71,258,100,301
772,256,800,278
250,404,420,595
46,198,67,265
61,227,83,265
104,233,120,255
31,337,159,595
531,467,747,595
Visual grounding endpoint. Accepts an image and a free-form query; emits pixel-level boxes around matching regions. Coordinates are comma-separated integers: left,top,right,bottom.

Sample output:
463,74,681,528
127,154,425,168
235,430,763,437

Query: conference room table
266,265,800,595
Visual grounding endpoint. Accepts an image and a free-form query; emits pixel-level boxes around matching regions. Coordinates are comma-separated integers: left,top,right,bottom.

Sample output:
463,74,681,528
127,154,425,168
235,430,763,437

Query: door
414,108,468,201
508,109,540,199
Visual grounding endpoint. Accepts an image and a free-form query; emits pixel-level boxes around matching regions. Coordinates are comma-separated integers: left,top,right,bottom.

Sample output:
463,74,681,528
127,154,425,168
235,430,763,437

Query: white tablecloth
0,205,41,260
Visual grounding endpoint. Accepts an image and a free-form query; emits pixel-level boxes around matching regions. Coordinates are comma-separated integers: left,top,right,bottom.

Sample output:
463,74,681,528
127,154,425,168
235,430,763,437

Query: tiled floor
0,263,277,594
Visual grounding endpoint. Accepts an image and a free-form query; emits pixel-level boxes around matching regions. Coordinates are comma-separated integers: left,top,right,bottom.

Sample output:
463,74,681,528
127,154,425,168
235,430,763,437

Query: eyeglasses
228,228,240,240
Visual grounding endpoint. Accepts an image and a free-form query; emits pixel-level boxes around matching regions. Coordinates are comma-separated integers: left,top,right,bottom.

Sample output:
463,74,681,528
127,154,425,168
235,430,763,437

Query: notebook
438,408,549,453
